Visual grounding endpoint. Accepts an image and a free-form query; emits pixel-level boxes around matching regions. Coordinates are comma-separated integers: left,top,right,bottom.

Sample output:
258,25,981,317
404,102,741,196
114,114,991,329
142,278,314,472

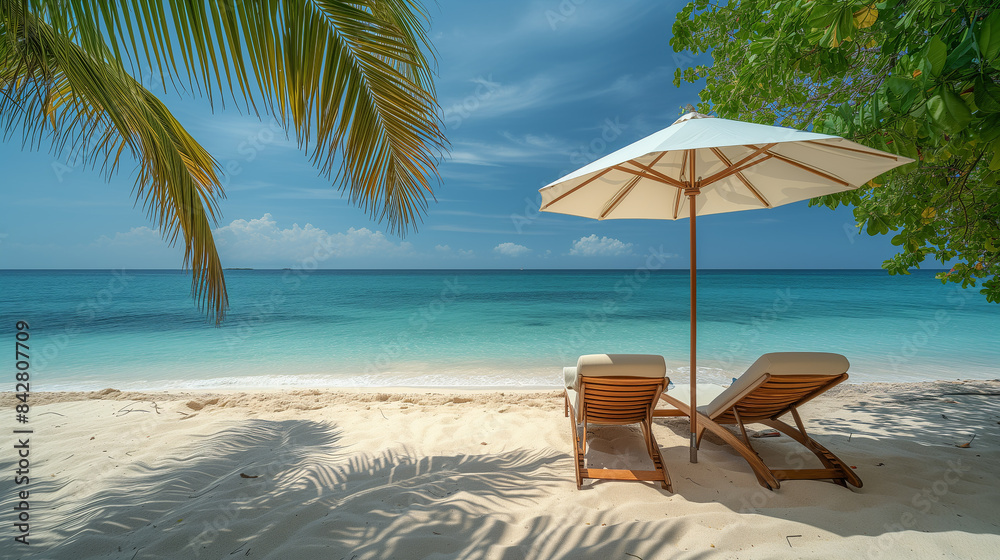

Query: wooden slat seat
564,354,672,491
654,352,862,491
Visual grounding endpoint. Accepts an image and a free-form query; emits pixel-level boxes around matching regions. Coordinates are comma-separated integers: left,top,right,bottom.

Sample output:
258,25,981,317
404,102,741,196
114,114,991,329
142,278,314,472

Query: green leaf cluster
672,0,999,302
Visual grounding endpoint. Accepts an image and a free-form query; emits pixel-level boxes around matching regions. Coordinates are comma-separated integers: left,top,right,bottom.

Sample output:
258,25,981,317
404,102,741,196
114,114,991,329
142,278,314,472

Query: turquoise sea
0,269,997,391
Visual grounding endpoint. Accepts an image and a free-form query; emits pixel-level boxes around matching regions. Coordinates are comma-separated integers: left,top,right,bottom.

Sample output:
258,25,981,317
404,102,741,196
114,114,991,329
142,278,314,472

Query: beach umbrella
539,111,913,463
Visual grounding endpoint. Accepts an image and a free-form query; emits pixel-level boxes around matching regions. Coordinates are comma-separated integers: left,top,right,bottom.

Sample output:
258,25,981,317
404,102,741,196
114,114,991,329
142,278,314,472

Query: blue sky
0,0,902,270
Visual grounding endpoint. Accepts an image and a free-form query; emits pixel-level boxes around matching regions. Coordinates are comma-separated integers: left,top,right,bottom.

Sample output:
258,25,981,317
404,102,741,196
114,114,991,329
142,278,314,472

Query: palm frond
37,0,447,235
3,0,445,324
0,1,228,322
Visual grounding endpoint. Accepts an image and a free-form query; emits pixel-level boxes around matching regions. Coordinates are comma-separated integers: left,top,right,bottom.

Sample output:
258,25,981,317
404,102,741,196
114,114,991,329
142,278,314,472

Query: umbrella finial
673,107,712,125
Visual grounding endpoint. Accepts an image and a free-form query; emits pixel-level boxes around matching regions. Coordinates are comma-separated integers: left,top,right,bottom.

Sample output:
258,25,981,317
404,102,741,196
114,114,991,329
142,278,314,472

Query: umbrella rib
709,147,771,208
700,143,776,186
648,151,668,168
688,149,696,188
540,167,615,210
625,151,682,186
702,154,774,187
614,162,685,189
805,140,903,160
672,184,682,219
766,151,851,187
599,174,641,219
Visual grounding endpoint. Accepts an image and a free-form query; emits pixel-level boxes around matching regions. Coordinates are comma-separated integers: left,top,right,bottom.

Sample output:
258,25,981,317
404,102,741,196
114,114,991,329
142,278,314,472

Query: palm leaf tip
1,1,230,324
5,0,451,323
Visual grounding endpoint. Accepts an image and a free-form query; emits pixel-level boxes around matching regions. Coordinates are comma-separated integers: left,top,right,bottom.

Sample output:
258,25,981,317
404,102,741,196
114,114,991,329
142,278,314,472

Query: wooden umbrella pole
688,184,699,464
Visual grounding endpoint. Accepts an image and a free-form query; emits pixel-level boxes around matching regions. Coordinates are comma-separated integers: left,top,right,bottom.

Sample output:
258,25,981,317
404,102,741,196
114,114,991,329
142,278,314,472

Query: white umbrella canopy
541,112,912,220
539,112,913,464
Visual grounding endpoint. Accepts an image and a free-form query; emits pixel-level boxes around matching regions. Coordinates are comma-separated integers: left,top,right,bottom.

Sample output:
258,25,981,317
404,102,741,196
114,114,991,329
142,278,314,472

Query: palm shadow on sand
651,380,1000,540
6,381,997,560
11,417,690,560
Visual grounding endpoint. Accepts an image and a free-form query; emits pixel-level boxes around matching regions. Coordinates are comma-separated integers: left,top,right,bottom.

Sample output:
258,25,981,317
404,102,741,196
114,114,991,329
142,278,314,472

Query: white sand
2,380,999,559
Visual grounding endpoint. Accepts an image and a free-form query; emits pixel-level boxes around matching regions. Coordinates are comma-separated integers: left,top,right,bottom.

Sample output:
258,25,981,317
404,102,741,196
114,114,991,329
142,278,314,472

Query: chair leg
569,377,677,492
566,397,585,489
732,408,769,469
642,420,672,492
695,425,707,448
660,394,779,489
733,408,754,448
700,414,779,489
761,410,862,488
568,407,584,489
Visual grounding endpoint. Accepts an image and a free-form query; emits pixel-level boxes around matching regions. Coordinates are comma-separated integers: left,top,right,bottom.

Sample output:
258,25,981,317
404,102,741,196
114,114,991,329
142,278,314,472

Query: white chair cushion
566,354,666,391
565,354,666,422
564,367,578,390
703,352,849,418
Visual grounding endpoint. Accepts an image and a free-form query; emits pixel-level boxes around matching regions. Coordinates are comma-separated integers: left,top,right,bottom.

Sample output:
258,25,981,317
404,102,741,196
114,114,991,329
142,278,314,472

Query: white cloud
429,210,511,220
446,139,546,166
441,74,559,122
213,213,413,263
603,66,676,99
444,151,505,167
444,115,630,169
94,226,162,246
430,224,518,235
569,234,634,257
263,187,351,200
493,242,531,257
435,244,475,258
443,135,573,169
500,131,568,152
519,0,657,34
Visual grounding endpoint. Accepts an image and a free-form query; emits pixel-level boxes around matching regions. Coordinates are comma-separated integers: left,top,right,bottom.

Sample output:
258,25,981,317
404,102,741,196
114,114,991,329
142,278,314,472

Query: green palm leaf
1,0,446,323
1,1,228,321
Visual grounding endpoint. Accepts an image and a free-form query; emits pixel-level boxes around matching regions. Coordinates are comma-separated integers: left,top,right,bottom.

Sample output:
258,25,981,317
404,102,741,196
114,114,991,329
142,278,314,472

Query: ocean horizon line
0,267,952,272
3,268,996,391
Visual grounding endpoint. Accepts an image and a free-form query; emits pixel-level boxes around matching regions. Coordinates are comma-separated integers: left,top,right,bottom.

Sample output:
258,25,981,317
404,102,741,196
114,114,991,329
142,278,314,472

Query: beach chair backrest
580,376,668,425
566,354,667,423
714,373,847,424
706,352,850,422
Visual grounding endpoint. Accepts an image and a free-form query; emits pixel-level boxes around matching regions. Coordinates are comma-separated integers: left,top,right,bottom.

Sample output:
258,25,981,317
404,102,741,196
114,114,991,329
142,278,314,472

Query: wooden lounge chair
564,354,672,491
655,352,862,490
